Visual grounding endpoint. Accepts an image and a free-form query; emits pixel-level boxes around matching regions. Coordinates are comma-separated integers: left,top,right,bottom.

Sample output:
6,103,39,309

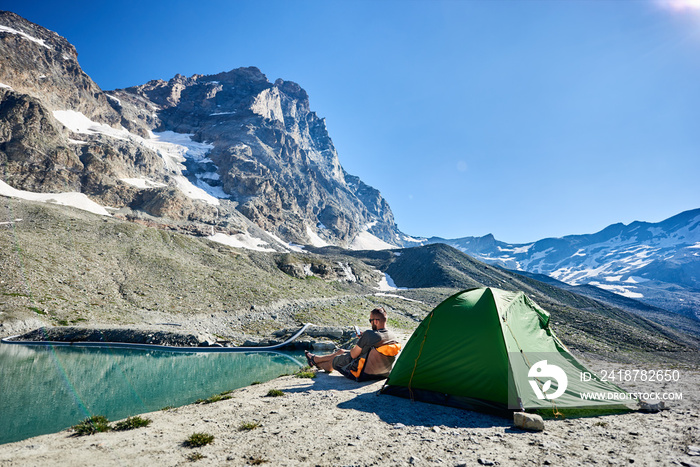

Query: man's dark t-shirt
357,328,396,353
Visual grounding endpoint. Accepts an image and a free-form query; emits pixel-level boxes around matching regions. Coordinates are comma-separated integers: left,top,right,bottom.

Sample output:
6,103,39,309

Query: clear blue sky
5,0,700,243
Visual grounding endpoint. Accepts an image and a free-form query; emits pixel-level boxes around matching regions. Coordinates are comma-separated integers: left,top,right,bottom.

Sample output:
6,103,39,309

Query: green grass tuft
184,432,214,448
27,306,46,315
195,391,233,404
113,416,152,431
186,452,206,462
265,389,284,397
238,421,261,431
71,415,111,436
294,369,316,379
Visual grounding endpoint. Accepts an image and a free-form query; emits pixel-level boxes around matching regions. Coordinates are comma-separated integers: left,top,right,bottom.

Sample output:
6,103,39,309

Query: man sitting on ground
305,307,401,381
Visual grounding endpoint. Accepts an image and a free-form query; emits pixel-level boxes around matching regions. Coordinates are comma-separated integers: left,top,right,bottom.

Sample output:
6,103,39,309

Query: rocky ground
0,354,697,467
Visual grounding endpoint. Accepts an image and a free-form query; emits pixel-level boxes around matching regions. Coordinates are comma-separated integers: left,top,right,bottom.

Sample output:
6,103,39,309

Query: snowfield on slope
51,110,221,206
0,180,111,216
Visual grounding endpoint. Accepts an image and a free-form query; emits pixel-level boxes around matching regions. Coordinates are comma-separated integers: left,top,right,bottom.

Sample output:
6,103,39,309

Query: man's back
357,328,397,352
354,328,400,379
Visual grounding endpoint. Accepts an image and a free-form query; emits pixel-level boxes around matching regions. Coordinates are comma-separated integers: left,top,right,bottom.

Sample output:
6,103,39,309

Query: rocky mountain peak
111,66,380,244
274,78,309,101
1,12,411,251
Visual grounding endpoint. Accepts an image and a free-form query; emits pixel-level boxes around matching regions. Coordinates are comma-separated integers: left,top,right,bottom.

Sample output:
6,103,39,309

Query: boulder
312,341,336,351
513,412,545,432
305,326,343,339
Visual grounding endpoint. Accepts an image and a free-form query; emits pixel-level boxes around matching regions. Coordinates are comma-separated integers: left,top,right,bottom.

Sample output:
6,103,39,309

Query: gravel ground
0,356,697,467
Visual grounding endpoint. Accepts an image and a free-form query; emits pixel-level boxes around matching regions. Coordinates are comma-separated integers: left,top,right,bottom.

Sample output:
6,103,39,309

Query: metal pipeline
0,323,312,353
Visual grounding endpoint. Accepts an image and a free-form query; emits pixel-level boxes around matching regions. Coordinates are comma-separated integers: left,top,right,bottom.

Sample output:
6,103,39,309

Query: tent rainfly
381,287,635,417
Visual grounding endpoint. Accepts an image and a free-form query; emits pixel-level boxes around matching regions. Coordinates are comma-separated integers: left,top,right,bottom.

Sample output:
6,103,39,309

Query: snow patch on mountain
306,225,330,248
207,232,276,252
336,262,357,282
375,272,407,291
0,180,110,216
266,233,306,253
513,244,535,254
53,110,129,139
120,178,167,189
142,131,219,205
350,231,396,250
350,222,396,251
402,234,425,244
588,281,644,299
0,25,51,49
52,110,222,206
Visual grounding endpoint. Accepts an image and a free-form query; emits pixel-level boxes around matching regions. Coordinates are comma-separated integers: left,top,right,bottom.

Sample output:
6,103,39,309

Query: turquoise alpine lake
0,342,304,445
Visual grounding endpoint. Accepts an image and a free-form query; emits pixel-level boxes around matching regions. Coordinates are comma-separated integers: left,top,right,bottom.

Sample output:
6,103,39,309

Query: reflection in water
0,343,303,445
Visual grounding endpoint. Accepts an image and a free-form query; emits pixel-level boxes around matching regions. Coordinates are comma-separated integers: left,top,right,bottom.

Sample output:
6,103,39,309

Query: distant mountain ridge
427,209,700,318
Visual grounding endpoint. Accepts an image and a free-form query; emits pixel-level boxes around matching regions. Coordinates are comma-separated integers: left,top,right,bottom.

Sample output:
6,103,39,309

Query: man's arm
350,344,362,359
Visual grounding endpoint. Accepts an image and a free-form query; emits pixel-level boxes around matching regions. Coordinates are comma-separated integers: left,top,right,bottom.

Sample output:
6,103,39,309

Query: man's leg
306,349,347,373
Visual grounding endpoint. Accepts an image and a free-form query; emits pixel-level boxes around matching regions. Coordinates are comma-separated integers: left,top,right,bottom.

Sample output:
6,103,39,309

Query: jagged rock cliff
114,68,402,246
0,11,408,249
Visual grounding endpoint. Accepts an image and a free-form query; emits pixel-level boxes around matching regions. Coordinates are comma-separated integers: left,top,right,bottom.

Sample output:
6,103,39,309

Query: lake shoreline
0,358,698,466
0,323,353,352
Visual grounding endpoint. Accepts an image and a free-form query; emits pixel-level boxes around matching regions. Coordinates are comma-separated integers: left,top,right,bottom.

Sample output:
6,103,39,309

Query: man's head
369,307,387,331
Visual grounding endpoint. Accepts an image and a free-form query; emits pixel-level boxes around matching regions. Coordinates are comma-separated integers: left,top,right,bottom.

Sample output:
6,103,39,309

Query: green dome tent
381,287,635,417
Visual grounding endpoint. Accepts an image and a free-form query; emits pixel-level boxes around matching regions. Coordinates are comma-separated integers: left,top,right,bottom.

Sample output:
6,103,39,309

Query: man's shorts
332,351,354,373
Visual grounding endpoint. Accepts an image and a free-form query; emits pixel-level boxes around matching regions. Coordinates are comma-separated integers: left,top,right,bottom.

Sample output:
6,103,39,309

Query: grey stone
312,341,336,351
637,400,667,412
513,412,545,432
478,458,495,466
305,326,344,339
